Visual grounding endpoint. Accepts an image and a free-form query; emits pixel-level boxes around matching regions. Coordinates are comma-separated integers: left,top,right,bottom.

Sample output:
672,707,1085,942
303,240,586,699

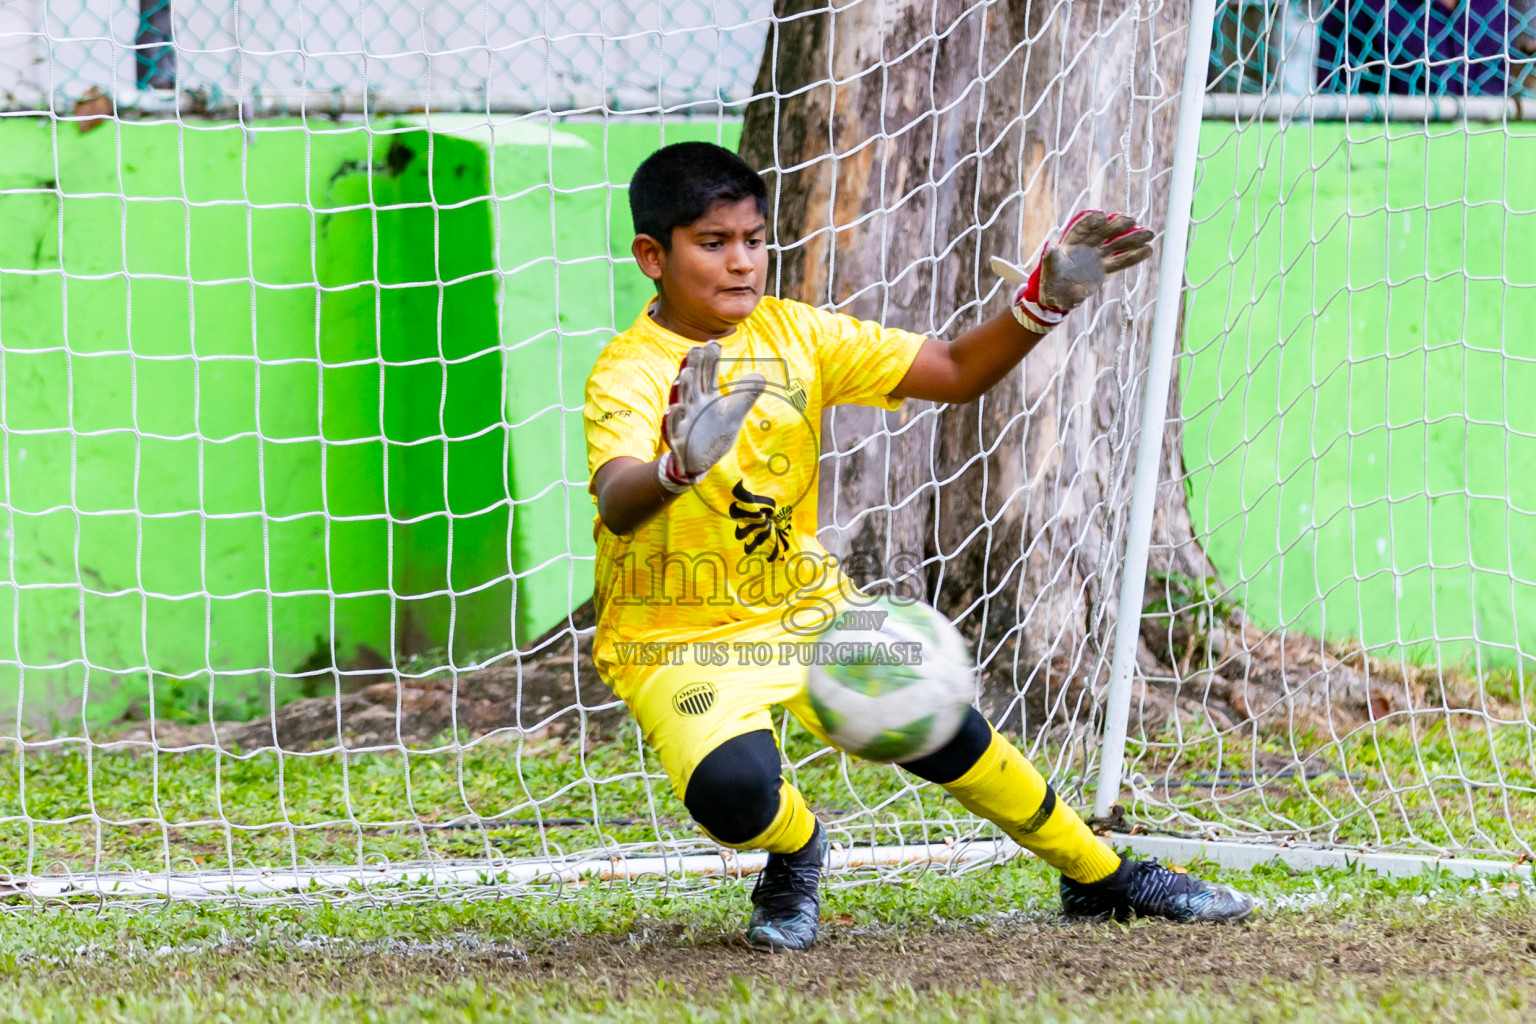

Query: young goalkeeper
584,142,1254,952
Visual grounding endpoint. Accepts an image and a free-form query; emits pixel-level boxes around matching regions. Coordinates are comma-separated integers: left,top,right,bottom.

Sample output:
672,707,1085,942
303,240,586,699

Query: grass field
0,859,1530,1021
0,706,1531,879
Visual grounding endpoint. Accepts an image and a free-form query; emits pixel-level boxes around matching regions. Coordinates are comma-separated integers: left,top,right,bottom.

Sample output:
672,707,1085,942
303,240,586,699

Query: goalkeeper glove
657,340,767,494
990,210,1154,334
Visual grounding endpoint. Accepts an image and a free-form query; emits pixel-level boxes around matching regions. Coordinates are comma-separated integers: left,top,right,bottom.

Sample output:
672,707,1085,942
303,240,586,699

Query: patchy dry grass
0,857,1530,1021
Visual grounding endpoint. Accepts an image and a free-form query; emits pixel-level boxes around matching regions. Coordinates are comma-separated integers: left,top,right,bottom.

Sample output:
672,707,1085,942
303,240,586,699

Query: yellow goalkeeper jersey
583,295,927,687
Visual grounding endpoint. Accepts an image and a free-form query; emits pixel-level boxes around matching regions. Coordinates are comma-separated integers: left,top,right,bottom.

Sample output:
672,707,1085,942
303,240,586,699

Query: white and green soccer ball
804,596,976,763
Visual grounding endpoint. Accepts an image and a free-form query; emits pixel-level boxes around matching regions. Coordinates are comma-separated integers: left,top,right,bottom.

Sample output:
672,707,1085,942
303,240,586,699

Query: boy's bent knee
684,730,783,845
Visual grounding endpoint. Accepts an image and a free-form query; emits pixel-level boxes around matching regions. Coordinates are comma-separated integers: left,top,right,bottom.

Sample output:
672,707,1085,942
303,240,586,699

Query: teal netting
1210,0,1535,96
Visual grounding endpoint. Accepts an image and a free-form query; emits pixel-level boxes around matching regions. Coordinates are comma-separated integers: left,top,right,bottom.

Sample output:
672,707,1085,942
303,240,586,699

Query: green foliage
1142,570,1238,627
1141,569,1242,671
142,674,281,725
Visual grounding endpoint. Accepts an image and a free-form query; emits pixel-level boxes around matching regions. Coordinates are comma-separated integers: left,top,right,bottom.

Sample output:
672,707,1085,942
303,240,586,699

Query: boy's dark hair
629,142,768,249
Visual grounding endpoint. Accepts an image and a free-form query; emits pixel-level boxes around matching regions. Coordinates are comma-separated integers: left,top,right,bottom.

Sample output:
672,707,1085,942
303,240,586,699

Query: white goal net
0,0,1528,903
1122,0,1536,860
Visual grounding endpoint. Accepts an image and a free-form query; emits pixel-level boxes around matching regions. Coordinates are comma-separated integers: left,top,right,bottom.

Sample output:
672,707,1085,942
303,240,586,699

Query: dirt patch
106,600,628,753
45,904,1536,1001
474,908,1536,998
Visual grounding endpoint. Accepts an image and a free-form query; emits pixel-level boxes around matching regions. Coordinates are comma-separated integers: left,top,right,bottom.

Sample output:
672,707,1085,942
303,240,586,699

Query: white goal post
0,0,1531,903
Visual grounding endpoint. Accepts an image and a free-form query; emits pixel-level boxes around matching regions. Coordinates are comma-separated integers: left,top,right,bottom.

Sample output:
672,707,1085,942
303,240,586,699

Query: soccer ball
803,596,976,763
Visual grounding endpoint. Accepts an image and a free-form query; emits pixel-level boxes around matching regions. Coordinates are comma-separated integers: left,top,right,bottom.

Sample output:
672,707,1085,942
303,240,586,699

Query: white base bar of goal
4,839,1013,901
4,834,1529,901
1110,835,1533,882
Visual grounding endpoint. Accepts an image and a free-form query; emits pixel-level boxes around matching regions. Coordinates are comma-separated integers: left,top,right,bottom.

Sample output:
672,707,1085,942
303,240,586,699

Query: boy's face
633,197,767,337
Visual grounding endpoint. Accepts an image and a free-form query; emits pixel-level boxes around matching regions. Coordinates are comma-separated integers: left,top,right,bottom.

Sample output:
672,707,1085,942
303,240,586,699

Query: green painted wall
315,124,506,669
0,115,738,726
0,118,510,724
1182,122,1536,670
486,119,742,647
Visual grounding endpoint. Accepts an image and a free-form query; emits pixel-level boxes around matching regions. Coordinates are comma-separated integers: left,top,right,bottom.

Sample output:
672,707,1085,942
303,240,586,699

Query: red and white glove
990,210,1154,334
657,340,767,494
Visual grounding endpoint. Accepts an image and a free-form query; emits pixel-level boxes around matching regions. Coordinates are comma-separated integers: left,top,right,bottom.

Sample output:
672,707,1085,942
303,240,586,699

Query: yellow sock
701,778,817,854
940,728,1121,884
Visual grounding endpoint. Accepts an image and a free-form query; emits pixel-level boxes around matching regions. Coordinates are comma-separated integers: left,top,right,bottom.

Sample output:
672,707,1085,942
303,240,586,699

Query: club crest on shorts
672,681,718,717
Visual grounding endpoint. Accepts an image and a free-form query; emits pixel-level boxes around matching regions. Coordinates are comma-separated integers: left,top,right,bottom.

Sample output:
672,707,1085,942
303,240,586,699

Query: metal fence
1212,0,1536,96
2,2,1528,117
0,0,774,114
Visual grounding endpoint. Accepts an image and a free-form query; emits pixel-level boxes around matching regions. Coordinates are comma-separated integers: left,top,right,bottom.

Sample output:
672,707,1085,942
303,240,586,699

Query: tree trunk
739,0,1212,744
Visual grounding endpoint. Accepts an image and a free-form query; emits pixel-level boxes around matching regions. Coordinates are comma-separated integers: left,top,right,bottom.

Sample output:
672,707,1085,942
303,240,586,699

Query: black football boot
746,822,827,952
1061,856,1255,923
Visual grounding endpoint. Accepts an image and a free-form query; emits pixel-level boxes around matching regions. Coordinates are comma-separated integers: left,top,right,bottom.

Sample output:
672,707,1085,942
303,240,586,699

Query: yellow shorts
608,633,835,800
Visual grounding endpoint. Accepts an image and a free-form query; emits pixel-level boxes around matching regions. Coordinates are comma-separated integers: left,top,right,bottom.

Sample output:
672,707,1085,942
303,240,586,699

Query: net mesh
0,0,1184,900
1125,0,1536,858
0,0,1530,904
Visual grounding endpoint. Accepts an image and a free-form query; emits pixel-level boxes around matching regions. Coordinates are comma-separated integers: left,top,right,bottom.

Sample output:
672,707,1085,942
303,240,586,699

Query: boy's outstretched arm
889,311,1045,405
891,210,1153,405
